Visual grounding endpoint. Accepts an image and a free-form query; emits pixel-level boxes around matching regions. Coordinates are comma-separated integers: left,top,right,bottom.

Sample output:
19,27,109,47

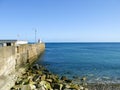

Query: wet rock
46,79,53,83
33,75,40,82
64,84,71,89
46,74,50,79
61,76,67,81
36,71,43,75
32,64,40,70
39,81,53,90
44,81,53,90
52,83,63,90
58,80,64,83
79,85,84,90
52,77,59,83
40,74,46,81
81,77,87,86
65,79,72,83
49,74,54,78
70,84,80,90
44,69,49,73
82,82,87,86
54,75,59,79
81,77,87,81
48,74,59,83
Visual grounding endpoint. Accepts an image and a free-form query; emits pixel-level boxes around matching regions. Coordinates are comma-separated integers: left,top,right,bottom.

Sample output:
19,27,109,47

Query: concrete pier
0,43,45,90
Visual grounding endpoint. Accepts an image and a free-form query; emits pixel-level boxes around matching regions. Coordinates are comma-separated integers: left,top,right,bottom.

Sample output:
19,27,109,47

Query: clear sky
0,0,120,42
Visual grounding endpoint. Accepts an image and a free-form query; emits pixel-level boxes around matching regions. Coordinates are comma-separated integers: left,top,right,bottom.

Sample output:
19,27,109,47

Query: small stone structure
0,43,45,90
0,40,28,47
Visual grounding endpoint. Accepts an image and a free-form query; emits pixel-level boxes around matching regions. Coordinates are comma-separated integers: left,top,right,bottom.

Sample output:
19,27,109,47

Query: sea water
37,43,120,83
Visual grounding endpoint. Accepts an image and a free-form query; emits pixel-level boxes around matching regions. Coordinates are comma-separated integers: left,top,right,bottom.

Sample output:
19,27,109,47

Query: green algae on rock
11,64,88,90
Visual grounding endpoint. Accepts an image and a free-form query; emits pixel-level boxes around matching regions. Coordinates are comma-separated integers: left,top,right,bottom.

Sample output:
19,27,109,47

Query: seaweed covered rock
11,64,87,90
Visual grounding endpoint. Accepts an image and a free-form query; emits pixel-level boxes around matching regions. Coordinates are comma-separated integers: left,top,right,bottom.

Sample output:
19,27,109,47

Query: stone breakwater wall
0,43,45,90
15,43,45,68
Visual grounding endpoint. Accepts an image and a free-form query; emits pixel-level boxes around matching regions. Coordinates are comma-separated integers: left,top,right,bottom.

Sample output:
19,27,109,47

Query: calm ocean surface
37,43,120,83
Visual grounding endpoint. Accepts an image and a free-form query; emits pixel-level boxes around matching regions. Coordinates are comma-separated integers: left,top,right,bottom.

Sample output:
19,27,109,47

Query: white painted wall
15,41,28,45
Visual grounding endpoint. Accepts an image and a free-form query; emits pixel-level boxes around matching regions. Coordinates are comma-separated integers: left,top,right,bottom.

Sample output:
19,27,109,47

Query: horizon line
44,41,120,43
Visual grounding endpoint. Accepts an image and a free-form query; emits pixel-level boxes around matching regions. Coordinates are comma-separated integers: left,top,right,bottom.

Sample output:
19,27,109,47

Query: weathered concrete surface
15,43,45,68
0,46,15,76
0,43,45,90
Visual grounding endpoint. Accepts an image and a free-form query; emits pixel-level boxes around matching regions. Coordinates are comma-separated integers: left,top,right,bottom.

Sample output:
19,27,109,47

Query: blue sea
37,43,120,84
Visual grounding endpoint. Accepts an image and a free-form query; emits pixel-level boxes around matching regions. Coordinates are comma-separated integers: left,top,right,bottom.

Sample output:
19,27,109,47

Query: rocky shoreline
11,64,88,90
10,63,120,90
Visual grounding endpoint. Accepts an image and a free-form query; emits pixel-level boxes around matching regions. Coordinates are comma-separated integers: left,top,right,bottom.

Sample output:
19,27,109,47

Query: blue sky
0,0,120,42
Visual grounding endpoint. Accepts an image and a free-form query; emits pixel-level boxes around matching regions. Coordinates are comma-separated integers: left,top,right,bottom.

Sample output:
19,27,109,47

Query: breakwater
0,43,45,90
11,64,88,90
